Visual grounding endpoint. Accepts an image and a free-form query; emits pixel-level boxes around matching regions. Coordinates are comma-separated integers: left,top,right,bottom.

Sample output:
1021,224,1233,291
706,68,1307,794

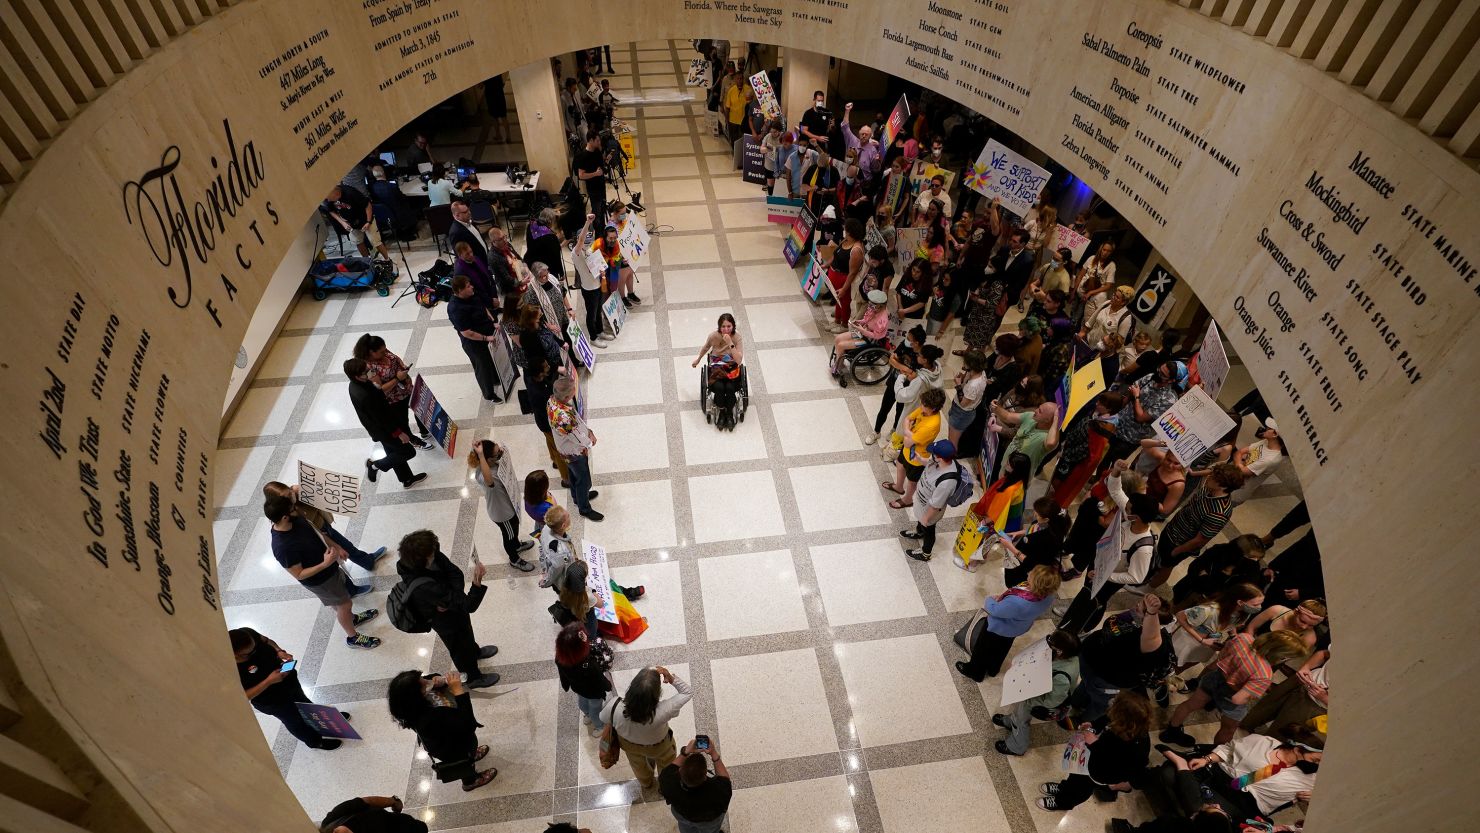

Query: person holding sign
1036,692,1153,811
264,494,382,650
468,439,537,573
568,214,609,348
263,481,385,596
231,627,347,750
992,629,1080,757
956,565,1062,681
1058,460,1162,635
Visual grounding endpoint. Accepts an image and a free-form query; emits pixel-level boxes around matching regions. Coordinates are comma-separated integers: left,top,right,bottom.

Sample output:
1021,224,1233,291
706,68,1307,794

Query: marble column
509,58,570,192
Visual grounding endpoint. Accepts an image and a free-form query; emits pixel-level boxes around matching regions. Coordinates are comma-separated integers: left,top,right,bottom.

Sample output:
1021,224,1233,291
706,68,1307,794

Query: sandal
473,744,490,762
463,768,498,792
880,481,904,494
889,498,909,509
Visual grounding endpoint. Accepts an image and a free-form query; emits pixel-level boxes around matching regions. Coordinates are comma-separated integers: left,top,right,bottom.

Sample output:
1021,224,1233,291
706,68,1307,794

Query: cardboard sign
295,704,361,740
881,94,910,147
601,291,628,336
895,226,926,261
766,194,805,224
783,206,816,267
409,374,459,457
582,540,618,624
1056,224,1091,261
749,70,782,121
1198,320,1230,399
1001,637,1054,706
296,461,362,516
965,139,1051,215
1133,264,1177,324
615,216,649,266
1063,359,1106,427
741,134,768,185
801,244,828,301
685,59,711,87
568,319,596,370
1153,385,1238,466
1091,505,1122,598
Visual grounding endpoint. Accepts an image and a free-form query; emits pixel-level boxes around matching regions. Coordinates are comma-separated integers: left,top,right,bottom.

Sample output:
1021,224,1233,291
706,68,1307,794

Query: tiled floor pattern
217,41,1305,833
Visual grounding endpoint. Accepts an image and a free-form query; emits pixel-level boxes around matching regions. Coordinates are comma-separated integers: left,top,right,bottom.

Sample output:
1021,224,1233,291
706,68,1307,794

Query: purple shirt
843,122,882,180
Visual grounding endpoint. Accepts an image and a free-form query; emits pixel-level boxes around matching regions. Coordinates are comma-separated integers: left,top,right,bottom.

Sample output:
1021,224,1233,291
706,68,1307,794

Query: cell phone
694,734,711,751
280,660,297,673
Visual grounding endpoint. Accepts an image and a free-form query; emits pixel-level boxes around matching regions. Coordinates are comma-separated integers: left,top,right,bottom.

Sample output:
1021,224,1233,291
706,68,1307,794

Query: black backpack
386,576,436,633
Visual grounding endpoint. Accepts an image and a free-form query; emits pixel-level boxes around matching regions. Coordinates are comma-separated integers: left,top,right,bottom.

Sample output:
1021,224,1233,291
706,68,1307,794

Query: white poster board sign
1198,320,1230,400
601,291,628,336
685,59,711,87
749,70,782,121
1000,637,1054,707
1090,506,1121,598
584,247,608,284
616,217,650,266
964,139,1052,215
296,461,362,516
1055,224,1091,261
582,541,618,624
1153,385,1238,466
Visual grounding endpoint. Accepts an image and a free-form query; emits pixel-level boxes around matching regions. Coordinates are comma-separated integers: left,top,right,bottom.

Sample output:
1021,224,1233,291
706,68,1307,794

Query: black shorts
902,458,925,482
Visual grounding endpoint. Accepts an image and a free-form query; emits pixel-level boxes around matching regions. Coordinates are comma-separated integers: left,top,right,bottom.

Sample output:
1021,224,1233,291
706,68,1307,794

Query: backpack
1129,532,1160,578
938,462,977,507
386,576,436,633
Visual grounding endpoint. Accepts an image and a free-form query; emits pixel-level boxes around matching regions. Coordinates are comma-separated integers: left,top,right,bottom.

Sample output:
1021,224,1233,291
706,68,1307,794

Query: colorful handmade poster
894,226,926,261
582,541,618,624
801,244,827,301
601,291,628,336
783,206,816,266
1055,224,1092,261
685,59,711,87
766,194,805,224
1153,385,1237,466
615,215,650,266
966,139,1052,215
749,70,782,121
1061,731,1092,775
568,320,596,370
880,94,910,147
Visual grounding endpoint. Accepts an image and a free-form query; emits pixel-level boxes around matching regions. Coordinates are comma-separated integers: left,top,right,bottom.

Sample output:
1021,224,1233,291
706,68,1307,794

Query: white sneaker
864,432,878,445
592,338,607,349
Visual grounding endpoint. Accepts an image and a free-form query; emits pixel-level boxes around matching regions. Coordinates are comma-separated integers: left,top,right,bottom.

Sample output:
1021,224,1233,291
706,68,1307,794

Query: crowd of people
239,48,1332,833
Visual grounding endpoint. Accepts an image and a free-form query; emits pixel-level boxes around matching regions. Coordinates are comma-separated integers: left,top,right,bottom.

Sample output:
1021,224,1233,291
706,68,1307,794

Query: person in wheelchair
830,289,890,377
694,313,746,429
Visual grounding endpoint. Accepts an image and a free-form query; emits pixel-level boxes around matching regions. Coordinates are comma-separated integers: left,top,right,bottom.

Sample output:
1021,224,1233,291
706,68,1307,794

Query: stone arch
0,2,1475,832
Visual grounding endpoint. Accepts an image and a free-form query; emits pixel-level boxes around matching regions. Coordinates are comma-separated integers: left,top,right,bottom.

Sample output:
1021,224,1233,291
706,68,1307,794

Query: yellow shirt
903,407,940,466
725,85,747,125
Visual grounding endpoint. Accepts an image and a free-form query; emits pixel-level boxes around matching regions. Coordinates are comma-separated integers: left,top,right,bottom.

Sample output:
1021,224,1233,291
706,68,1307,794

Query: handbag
882,431,904,463
598,697,623,769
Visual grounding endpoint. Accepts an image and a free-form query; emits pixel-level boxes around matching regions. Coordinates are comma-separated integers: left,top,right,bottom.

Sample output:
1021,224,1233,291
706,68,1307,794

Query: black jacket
396,551,487,629
524,229,565,278
557,640,613,700
413,690,480,764
991,247,1035,296
448,220,489,266
347,377,402,443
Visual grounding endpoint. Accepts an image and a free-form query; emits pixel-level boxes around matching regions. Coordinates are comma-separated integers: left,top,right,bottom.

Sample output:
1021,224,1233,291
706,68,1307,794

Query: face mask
815,101,825,109
931,148,942,158
845,176,856,184
1241,603,1262,613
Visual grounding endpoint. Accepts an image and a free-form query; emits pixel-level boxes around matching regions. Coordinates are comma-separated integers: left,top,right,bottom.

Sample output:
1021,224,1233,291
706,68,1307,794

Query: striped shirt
1215,633,1274,700
1162,481,1232,548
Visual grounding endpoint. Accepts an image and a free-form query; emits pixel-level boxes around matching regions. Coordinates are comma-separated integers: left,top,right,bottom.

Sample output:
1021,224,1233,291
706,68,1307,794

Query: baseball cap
926,439,956,458
866,289,887,304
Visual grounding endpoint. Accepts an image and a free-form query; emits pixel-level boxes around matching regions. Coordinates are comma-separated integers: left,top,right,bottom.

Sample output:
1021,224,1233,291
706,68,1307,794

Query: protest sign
1001,638,1054,707
1061,730,1092,775
296,461,362,516
801,244,827,301
296,704,361,740
1133,264,1177,324
585,246,609,284
749,70,782,121
616,216,650,266
895,226,926,261
1198,320,1230,399
1091,507,1122,598
410,375,459,457
766,194,804,224
602,291,628,336
1153,385,1238,466
783,206,816,267
1055,224,1092,261
685,59,711,87
568,320,596,370
1063,359,1106,427
741,134,768,185
881,94,910,147
865,219,886,255
964,139,1051,215
582,541,618,624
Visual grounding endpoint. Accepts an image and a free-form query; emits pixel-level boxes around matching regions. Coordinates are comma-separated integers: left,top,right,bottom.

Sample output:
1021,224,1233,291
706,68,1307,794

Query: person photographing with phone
658,735,733,833
230,627,349,750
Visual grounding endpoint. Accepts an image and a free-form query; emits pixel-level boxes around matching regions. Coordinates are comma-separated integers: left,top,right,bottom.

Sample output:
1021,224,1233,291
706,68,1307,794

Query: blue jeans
577,694,606,731
324,524,378,593
567,453,594,513
673,811,727,833
1071,650,1118,723
1000,698,1033,755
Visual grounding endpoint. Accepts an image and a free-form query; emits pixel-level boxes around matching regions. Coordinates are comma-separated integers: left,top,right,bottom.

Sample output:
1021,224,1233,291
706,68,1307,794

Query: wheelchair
829,337,893,388
699,360,748,431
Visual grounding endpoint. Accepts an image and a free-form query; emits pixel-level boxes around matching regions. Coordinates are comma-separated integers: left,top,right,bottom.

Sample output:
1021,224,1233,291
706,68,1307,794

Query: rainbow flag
955,478,1026,569
596,580,648,644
